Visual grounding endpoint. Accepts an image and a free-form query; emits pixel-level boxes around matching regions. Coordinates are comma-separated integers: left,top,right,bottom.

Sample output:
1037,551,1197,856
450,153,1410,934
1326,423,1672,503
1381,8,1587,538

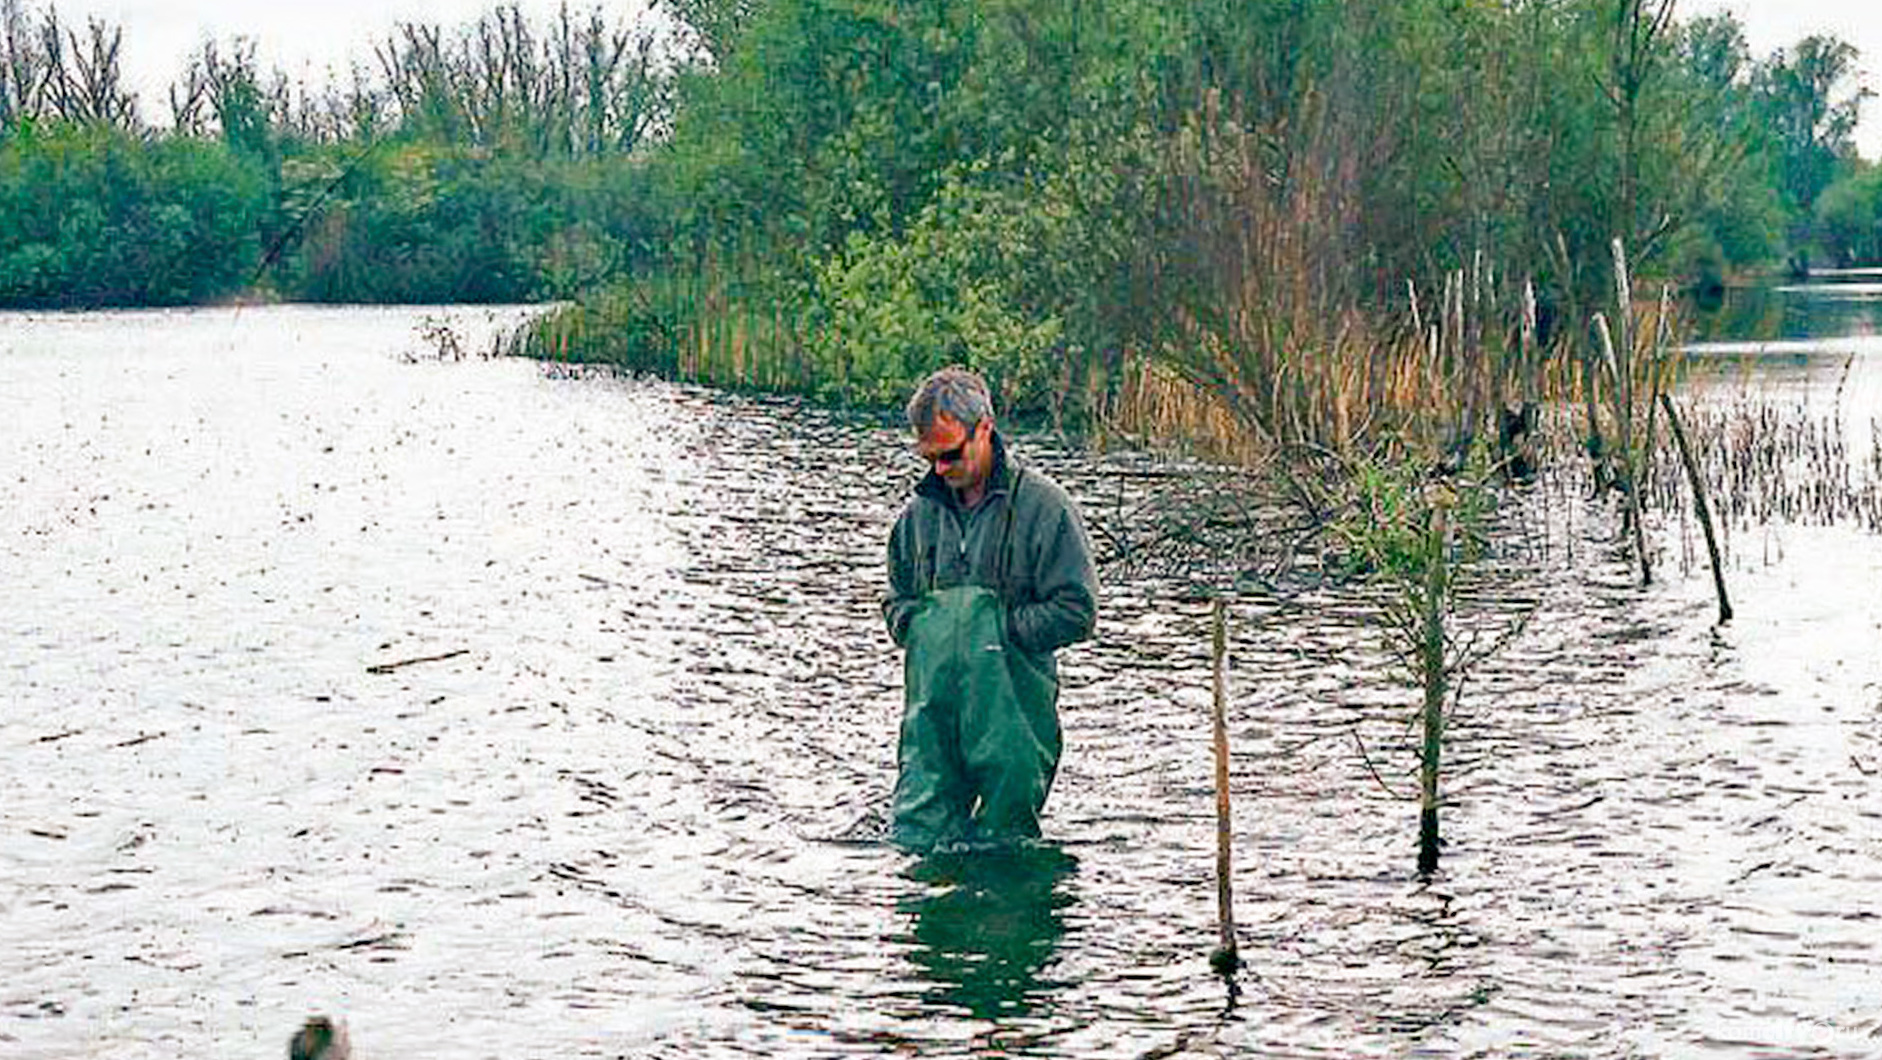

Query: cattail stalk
1595,312,1652,585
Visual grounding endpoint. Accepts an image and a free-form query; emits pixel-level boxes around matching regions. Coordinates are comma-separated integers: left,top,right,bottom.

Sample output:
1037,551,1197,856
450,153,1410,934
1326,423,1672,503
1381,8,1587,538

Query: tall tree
1603,0,1677,257
1753,35,1870,223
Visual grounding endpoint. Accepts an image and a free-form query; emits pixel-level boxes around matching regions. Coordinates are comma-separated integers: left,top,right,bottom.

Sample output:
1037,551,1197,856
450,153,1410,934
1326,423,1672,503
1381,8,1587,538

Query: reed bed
1099,356,1268,466
1643,390,1882,537
508,263,811,396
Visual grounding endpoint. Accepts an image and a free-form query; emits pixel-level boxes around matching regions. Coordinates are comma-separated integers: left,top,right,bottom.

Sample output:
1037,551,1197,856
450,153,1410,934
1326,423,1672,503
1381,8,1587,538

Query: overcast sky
47,1,662,106
39,0,1882,160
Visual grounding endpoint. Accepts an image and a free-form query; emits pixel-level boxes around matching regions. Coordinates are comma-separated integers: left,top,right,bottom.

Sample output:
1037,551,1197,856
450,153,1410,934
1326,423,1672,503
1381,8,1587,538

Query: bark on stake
1209,598,1240,975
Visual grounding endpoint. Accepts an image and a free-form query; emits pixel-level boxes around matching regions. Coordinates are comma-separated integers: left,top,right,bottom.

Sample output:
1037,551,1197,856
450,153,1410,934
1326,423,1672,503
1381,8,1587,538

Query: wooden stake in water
1209,598,1241,976
1658,392,1733,624
1418,496,1450,876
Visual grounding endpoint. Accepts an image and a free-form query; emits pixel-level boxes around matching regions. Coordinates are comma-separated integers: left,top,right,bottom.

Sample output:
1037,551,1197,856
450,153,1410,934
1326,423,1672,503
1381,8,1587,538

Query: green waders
891,585,1061,852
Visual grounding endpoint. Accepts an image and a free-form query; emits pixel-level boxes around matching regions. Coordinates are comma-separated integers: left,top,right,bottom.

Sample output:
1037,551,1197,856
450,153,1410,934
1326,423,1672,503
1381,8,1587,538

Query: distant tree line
0,0,670,307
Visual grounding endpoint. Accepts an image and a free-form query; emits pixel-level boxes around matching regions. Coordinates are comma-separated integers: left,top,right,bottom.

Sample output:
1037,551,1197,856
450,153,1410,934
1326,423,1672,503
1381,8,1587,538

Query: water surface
3,303,1880,1058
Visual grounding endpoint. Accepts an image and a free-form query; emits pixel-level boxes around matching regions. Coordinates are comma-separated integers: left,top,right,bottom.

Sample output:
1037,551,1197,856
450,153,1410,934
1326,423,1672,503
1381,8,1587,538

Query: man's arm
1007,489,1098,654
883,508,925,647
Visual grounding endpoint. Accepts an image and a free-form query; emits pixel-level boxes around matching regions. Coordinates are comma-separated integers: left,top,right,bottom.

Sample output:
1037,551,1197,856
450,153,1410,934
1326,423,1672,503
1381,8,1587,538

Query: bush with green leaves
272,143,654,304
807,167,1068,410
0,121,266,306
1330,441,1494,591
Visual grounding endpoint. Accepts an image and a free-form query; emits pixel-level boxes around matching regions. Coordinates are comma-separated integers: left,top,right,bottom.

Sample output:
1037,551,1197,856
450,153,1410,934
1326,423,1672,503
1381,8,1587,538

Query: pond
2,299,1879,1058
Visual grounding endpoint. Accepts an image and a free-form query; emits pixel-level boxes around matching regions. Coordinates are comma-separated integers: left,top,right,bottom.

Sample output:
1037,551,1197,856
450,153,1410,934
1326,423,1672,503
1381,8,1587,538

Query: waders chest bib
891,584,1061,851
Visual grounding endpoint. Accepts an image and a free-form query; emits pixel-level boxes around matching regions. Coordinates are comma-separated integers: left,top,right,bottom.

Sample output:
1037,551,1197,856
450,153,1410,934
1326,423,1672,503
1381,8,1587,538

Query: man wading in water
883,366,1099,852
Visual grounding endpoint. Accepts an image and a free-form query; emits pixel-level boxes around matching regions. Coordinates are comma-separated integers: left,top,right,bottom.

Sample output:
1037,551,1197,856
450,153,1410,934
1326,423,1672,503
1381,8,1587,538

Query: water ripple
3,307,1880,1057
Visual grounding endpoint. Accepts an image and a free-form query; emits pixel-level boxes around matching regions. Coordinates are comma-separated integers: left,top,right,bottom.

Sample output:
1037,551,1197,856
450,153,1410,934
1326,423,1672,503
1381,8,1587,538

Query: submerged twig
366,649,469,675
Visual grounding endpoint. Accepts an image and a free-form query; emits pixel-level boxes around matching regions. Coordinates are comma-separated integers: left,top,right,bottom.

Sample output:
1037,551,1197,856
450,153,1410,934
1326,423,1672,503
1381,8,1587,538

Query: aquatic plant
508,254,811,396
1322,440,1524,877
1101,248,1561,877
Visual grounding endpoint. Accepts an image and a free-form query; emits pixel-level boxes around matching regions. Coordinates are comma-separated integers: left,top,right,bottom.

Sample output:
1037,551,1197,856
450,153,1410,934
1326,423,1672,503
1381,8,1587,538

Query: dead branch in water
366,649,469,674
1094,463,1327,594
1657,392,1732,624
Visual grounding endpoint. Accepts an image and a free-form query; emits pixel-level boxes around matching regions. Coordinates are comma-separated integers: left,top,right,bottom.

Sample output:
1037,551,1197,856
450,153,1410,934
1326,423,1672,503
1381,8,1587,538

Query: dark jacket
883,434,1098,669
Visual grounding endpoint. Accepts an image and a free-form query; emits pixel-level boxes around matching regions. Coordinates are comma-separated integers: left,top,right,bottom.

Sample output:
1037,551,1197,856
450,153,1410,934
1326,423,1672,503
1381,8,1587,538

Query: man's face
916,412,991,494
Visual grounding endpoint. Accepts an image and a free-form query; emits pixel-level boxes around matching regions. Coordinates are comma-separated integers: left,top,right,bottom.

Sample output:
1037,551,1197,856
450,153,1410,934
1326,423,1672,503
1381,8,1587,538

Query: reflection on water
901,847,1076,1021
1691,269,1882,344
2,305,1880,1058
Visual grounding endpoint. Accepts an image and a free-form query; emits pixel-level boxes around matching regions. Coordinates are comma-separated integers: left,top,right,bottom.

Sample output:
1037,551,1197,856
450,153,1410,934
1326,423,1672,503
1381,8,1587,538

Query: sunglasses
921,426,979,466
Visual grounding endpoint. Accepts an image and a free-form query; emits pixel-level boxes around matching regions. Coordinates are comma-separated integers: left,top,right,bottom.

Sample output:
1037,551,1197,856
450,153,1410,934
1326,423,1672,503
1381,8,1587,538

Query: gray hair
905,365,995,434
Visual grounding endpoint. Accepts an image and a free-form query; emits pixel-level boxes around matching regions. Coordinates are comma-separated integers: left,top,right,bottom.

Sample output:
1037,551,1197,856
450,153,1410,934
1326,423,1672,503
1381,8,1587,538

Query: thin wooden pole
1209,598,1240,976
1417,498,1450,877
1658,392,1733,624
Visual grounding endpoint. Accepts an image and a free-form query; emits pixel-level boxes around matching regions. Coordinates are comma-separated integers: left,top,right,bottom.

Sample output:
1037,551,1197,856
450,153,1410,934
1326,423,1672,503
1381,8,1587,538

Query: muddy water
3,304,1881,1058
